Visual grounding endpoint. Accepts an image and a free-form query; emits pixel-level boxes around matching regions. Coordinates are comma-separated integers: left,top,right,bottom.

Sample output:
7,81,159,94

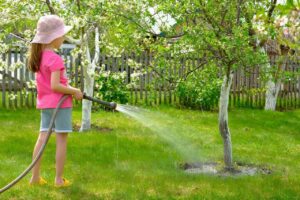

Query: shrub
175,66,222,110
94,71,129,105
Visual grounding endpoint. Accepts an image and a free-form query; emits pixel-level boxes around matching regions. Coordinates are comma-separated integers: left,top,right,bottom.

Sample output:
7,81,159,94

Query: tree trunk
264,78,281,111
218,73,234,170
264,58,287,111
80,27,100,132
80,66,95,131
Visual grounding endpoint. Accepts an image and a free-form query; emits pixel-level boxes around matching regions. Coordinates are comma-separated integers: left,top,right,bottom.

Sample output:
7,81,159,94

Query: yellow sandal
29,177,47,186
54,178,71,188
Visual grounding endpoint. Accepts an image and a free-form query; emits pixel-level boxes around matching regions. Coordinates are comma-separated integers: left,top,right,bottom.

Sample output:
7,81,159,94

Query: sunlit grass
0,106,299,199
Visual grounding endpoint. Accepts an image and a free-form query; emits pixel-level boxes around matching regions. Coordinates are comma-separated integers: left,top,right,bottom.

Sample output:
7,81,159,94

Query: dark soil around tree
180,161,272,176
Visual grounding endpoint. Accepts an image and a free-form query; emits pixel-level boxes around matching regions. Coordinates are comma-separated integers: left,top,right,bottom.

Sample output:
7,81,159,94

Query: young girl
27,15,83,187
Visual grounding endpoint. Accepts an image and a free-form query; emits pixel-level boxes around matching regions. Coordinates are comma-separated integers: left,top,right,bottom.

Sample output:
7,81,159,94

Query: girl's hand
74,89,83,100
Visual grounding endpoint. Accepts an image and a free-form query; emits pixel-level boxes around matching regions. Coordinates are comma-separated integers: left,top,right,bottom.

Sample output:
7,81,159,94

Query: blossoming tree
253,0,300,111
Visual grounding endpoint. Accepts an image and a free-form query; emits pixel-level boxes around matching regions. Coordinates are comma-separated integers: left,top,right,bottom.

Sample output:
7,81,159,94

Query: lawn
0,105,299,199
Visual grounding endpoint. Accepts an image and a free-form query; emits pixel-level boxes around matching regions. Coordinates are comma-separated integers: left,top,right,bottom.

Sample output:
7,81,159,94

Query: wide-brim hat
31,15,72,44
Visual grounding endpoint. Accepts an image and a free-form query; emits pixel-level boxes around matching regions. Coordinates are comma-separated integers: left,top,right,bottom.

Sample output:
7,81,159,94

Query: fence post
1,53,6,108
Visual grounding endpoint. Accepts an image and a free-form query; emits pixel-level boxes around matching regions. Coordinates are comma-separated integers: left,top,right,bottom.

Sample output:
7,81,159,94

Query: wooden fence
0,49,300,110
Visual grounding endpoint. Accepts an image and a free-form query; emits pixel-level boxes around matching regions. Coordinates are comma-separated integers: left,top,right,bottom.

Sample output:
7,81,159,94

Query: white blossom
275,16,288,27
0,43,9,54
8,93,17,101
9,61,24,72
127,59,142,68
26,80,36,89
0,60,6,71
102,71,110,78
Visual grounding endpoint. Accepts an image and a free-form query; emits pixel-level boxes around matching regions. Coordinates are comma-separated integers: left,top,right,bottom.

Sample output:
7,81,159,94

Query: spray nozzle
82,93,117,110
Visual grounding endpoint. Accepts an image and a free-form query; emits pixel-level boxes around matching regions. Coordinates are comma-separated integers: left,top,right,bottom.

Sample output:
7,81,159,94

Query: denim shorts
40,108,72,133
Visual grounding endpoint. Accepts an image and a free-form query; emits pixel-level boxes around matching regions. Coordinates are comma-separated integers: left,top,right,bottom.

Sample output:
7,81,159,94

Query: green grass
0,106,300,199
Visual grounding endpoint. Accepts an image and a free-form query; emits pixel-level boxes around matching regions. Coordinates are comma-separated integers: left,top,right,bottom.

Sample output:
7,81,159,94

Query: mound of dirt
180,161,272,176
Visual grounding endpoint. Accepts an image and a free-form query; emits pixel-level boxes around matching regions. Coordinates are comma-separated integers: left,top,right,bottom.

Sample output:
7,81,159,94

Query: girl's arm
67,85,80,92
50,71,80,95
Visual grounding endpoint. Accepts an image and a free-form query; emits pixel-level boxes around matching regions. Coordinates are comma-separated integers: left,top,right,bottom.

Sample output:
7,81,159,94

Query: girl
28,15,83,187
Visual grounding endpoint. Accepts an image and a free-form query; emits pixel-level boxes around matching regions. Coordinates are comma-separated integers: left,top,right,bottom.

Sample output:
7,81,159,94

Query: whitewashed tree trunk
80,66,94,131
264,57,287,111
218,73,234,170
264,76,281,111
80,27,100,132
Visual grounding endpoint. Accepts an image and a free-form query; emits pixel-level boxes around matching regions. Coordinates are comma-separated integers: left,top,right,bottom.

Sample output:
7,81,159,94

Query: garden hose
0,94,117,194
83,93,117,110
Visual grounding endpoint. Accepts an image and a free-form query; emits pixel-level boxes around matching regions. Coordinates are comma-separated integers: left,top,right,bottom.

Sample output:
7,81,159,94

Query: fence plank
298,61,300,108
173,56,178,103
294,64,296,108
125,53,130,84
163,53,167,104
169,53,173,104
254,66,259,108
69,54,73,85
145,51,149,105
121,53,125,73
7,50,12,109
112,56,116,72
250,67,254,107
132,52,137,104
232,66,237,107
158,56,162,105
1,53,6,108
139,53,143,100
25,53,30,108
30,71,35,108
13,50,18,108
237,68,241,106
20,50,24,107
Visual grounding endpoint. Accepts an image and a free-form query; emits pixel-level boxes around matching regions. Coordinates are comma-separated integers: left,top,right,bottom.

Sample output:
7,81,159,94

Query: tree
148,0,299,170
149,0,268,170
252,0,300,111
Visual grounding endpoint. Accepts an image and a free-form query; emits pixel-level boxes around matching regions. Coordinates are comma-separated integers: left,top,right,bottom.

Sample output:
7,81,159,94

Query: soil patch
180,161,272,176
72,123,113,133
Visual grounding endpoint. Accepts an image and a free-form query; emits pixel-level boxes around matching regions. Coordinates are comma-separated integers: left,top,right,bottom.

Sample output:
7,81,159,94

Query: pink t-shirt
36,50,72,109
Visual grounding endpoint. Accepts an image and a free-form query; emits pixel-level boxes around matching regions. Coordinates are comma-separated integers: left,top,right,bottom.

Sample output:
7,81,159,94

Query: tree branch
268,0,277,23
76,0,81,11
45,0,56,14
85,35,91,63
65,36,81,45
198,0,222,36
92,27,100,66
109,10,185,39
236,0,243,25
9,33,29,43
182,59,208,80
220,7,228,26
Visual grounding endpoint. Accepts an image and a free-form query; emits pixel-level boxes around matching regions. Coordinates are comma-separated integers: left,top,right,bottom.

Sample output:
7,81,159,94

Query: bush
94,71,129,105
175,66,222,110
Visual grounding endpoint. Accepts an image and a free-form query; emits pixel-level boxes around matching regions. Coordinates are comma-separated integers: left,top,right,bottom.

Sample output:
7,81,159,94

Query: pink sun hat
31,15,72,44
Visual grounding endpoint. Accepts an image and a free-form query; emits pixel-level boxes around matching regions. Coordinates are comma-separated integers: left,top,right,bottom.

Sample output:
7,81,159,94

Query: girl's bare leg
30,132,48,183
55,132,68,185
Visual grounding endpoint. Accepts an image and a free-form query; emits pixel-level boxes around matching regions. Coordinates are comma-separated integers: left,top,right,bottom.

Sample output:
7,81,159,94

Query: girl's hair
27,43,43,72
